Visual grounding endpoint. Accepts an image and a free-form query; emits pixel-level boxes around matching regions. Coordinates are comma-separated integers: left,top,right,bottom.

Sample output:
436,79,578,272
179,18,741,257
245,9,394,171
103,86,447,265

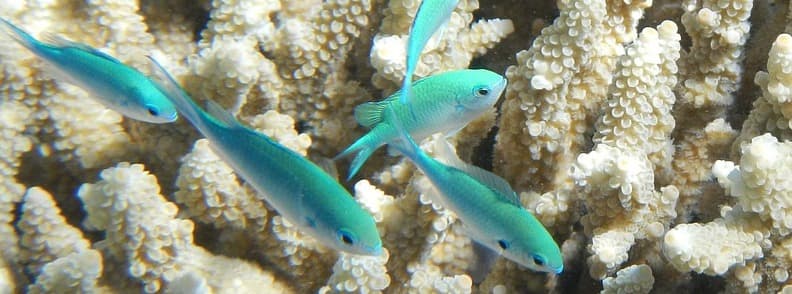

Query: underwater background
1,0,791,292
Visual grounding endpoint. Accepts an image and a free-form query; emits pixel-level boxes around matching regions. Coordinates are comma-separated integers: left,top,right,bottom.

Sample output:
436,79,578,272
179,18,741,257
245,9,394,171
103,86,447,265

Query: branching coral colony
1,0,792,293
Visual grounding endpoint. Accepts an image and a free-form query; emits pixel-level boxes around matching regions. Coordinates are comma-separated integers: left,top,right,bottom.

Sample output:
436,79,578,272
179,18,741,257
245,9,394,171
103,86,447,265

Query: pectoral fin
354,93,400,128
468,240,500,284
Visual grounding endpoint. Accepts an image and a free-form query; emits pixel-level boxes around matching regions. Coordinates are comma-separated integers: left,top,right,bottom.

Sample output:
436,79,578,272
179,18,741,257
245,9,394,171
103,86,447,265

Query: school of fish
0,0,563,281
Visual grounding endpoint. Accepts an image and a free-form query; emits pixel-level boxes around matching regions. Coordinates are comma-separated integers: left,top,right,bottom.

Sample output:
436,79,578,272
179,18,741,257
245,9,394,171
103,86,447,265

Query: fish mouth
495,77,508,93
368,245,384,256
166,112,178,122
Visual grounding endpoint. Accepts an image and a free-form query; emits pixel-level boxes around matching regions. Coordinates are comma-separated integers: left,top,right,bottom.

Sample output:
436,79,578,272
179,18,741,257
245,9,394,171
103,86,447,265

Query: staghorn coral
4,0,792,292
601,264,655,294
18,187,91,275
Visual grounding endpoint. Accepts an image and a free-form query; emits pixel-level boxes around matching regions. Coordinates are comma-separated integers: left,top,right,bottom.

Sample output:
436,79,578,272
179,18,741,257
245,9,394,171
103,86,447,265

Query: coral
601,264,655,294
714,134,792,235
79,162,290,293
18,187,91,274
663,213,764,275
670,0,753,225
319,251,391,293
370,0,514,90
4,0,792,293
27,250,103,294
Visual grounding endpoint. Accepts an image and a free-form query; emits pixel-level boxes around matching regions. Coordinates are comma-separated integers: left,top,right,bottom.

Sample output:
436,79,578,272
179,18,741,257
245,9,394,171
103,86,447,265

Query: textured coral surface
2,0,792,293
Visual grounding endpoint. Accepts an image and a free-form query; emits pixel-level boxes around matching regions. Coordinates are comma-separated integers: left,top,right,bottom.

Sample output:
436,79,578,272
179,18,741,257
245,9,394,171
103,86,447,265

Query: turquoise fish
0,18,177,123
337,69,505,179
387,105,563,274
400,0,459,109
148,57,382,255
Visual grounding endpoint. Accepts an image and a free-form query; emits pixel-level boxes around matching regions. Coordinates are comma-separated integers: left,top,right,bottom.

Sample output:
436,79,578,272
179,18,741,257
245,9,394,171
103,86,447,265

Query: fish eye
497,240,509,250
532,254,546,266
145,104,160,117
337,229,356,246
476,87,490,97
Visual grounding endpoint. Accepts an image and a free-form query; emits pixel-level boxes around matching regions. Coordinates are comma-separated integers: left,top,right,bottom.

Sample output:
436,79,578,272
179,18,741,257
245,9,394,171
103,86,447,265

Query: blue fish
387,105,564,274
0,18,177,123
148,57,383,255
337,69,505,179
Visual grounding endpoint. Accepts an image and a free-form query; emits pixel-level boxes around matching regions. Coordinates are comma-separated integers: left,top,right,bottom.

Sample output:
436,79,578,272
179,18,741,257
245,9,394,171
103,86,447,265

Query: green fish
148,57,382,255
387,105,564,274
0,18,177,123
337,69,505,179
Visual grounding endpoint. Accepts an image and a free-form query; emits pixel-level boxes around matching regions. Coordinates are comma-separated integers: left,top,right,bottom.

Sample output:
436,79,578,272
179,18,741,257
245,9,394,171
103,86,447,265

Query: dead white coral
0,257,14,294
246,110,312,156
319,250,391,293
79,162,288,293
404,263,472,294
186,37,277,114
601,264,654,294
81,0,156,68
78,162,192,292
370,0,513,89
663,206,765,275
18,187,91,274
353,180,396,223
714,133,792,236
572,144,655,213
0,101,30,265
198,0,280,45
737,34,792,147
588,231,635,280
174,139,268,231
594,22,680,169
495,0,611,193
678,0,753,110
27,250,103,294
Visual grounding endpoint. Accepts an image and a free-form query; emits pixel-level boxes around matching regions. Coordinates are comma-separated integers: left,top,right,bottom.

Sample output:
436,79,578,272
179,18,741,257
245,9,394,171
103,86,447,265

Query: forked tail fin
399,74,417,119
0,17,43,52
386,102,421,162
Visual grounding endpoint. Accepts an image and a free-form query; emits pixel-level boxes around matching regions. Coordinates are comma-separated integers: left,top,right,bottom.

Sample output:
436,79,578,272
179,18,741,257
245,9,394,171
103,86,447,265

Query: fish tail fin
399,78,418,120
0,18,42,52
146,56,208,130
344,147,376,181
387,103,421,161
399,75,412,105
336,134,378,180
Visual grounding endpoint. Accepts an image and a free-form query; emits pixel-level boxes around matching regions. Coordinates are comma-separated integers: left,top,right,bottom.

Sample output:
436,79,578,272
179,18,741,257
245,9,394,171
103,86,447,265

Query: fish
400,0,459,112
386,105,564,274
0,18,177,123
336,69,506,180
147,56,383,256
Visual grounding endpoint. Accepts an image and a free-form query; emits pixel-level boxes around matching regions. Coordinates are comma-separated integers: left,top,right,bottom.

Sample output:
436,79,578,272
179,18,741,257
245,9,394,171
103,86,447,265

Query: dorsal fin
43,33,122,64
205,100,242,128
354,77,434,128
434,139,520,206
